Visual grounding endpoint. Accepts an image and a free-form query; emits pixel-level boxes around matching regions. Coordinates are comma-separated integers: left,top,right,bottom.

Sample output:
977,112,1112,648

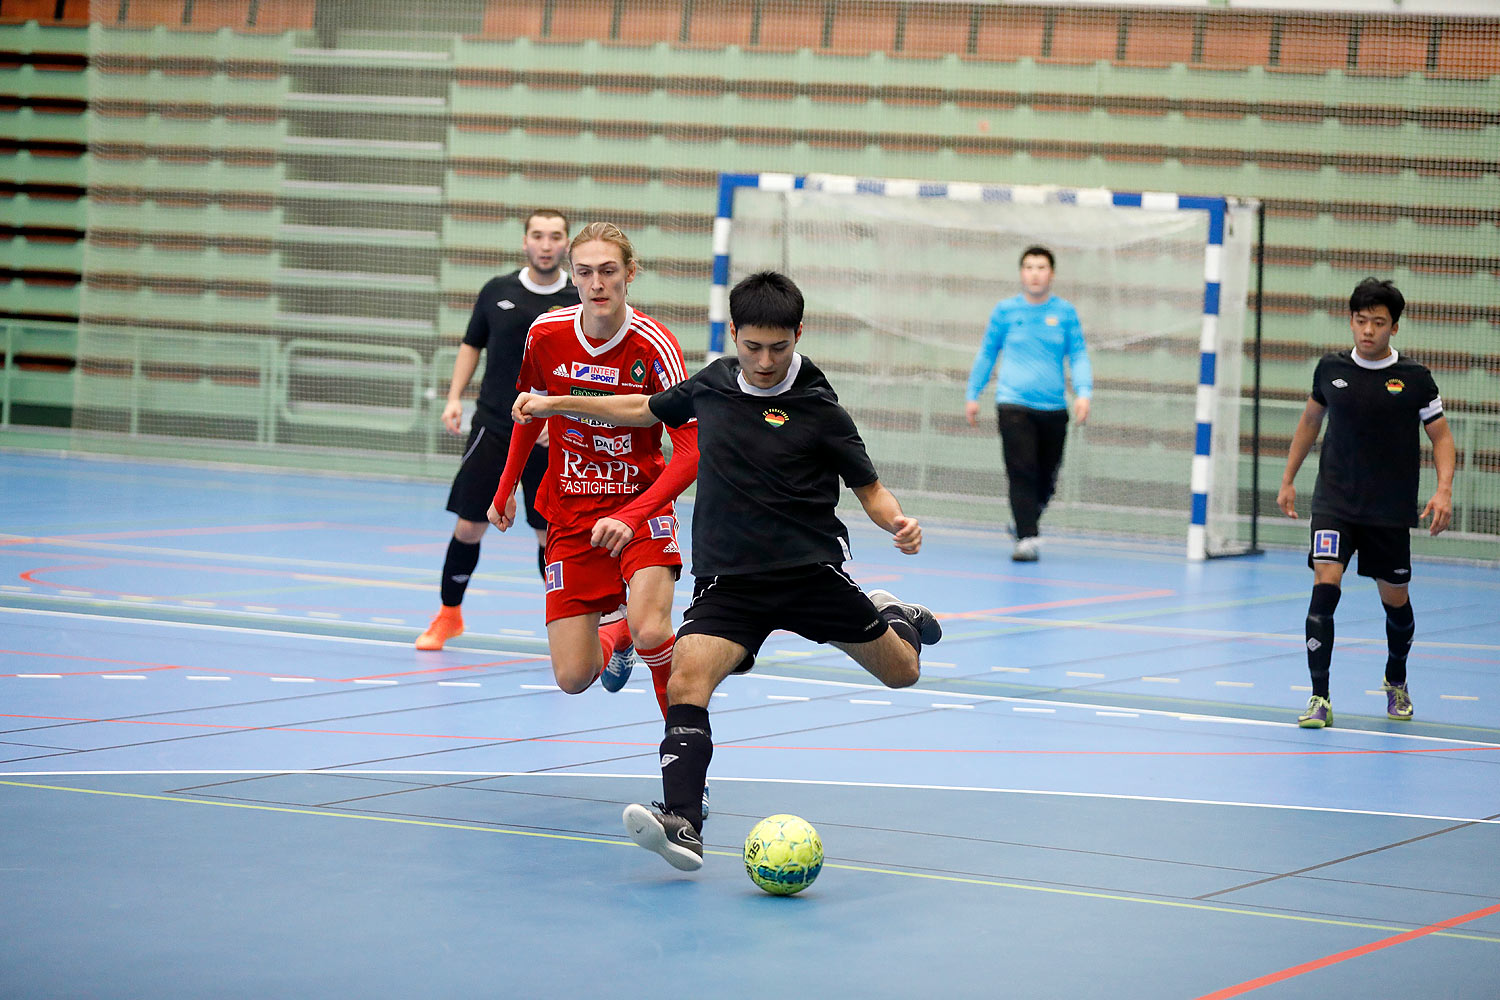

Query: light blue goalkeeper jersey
966,293,1092,412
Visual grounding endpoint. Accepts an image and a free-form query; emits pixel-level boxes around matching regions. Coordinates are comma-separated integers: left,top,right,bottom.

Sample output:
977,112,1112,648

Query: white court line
101,675,146,681
1097,711,1138,718
370,617,405,625
992,666,1030,673
17,673,61,679
0,606,550,658
1441,695,1480,702
271,677,315,684
243,606,279,614
520,684,554,691
120,595,154,603
8,769,1497,827
308,611,343,619
768,695,810,702
1013,706,1055,714
187,675,231,682
438,681,480,688
1291,685,1312,692
60,589,91,597
352,679,397,685
1217,681,1254,688
1,584,31,591
747,672,1500,748
181,600,216,608
850,699,891,706
1067,671,1105,679
933,703,975,710
923,660,957,668
1140,676,1180,684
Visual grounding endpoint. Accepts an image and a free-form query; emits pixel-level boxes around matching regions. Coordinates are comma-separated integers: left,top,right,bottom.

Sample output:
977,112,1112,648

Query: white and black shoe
623,802,703,871
866,589,943,645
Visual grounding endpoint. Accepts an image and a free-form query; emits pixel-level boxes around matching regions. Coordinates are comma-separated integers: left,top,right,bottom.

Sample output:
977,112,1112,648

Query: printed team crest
762,408,789,428
647,515,676,540
544,561,564,593
1313,529,1340,559
1385,378,1405,395
630,359,647,383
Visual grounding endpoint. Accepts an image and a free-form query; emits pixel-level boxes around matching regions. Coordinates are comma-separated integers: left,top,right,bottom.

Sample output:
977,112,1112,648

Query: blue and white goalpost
712,172,1258,560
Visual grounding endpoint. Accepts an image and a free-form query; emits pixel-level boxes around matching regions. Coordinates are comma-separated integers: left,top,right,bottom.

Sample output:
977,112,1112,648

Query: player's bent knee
631,620,673,651
884,655,921,689
553,662,596,695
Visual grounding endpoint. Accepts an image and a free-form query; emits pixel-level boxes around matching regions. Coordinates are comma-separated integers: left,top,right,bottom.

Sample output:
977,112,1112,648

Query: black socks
880,608,921,656
440,537,481,607
1383,599,1414,686
1305,583,1341,699
660,703,712,831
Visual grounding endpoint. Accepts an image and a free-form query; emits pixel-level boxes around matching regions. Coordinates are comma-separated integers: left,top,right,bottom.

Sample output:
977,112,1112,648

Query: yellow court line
5,778,1497,945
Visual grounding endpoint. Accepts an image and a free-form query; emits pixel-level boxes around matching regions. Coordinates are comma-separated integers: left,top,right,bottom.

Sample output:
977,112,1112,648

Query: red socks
637,636,675,718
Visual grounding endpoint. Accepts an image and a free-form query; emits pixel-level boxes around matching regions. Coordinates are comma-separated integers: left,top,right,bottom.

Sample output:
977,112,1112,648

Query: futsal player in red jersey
487,222,698,719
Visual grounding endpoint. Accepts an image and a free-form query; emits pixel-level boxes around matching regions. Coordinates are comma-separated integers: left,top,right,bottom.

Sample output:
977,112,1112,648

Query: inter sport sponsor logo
571,362,619,385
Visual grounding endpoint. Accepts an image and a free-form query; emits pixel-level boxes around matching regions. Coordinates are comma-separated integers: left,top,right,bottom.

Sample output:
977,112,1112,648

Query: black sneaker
622,802,703,871
866,589,943,645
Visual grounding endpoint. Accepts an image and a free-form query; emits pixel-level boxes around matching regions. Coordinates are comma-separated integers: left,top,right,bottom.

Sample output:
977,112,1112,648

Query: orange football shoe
416,606,463,650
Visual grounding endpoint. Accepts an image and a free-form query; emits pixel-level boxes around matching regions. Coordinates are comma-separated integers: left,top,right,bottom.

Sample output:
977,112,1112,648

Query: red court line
3,714,1497,757
942,589,1176,618
1194,901,1500,999
0,523,330,546
0,649,538,681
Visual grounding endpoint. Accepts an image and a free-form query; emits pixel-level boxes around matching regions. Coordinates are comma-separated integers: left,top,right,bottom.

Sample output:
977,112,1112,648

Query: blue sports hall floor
2,450,1497,999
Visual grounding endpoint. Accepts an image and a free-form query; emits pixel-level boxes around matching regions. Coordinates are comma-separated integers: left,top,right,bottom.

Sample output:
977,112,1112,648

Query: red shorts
542,511,682,623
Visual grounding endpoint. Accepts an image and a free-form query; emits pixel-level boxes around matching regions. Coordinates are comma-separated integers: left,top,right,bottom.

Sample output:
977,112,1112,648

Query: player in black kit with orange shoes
416,209,576,650
1277,278,1455,728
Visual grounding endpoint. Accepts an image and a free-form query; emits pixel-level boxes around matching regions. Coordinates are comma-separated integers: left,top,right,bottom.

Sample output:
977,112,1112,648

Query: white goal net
718,173,1258,558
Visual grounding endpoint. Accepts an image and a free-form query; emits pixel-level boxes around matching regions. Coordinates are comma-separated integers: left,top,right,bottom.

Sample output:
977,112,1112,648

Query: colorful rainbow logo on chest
1385,378,1405,395
762,409,788,428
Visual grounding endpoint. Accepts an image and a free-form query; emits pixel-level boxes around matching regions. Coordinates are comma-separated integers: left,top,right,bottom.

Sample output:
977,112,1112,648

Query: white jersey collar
574,304,633,357
1351,347,1398,370
737,353,803,396
519,267,568,295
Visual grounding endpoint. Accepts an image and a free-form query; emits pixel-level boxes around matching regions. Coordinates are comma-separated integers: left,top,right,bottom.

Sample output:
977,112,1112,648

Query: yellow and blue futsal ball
743,814,823,895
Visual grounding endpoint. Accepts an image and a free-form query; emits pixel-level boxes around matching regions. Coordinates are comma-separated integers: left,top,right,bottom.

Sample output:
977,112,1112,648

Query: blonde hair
569,222,637,269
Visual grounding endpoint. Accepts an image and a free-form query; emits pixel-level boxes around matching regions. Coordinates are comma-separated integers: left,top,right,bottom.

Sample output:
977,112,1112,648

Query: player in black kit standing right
1277,278,1455,728
417,209,576,651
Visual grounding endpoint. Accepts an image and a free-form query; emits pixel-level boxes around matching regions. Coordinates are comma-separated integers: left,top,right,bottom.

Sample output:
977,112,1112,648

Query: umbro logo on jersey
553,364,569,377
1331,379,1348,388
497,299,515,310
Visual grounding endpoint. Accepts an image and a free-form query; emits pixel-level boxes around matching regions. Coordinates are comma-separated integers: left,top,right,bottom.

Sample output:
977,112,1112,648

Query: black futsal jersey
462,268,575,431
648,353,878,577
1309,348,1443,527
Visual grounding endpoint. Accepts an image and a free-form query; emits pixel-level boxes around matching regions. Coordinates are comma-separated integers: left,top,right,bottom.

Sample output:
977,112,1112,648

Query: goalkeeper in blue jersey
964,245,1093,562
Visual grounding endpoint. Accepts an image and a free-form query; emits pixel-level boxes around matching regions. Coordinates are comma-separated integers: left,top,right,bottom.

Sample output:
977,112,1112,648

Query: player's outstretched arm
513,391,659,428
852,480,922,555
1277,398,1327,519
1421,415,1456,536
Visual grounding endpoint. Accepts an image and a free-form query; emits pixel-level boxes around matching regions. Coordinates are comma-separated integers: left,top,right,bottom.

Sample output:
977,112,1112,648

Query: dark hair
1019,245,1054,268
729,270,804,332
525,208,569,233
1349,277,1404,323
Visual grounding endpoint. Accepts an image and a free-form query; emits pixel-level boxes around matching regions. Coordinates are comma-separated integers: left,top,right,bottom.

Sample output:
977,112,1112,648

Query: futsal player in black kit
1277,278,1455,728
511,270,943,872
417,209,577,650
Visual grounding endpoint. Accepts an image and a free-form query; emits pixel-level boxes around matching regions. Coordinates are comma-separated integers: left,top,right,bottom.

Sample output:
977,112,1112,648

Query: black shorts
446,423,548,529
1307,514,1411,586
677,563,888,660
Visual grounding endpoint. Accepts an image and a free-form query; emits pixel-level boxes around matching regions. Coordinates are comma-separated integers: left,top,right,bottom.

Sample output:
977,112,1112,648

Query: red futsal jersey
517,305,691,530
